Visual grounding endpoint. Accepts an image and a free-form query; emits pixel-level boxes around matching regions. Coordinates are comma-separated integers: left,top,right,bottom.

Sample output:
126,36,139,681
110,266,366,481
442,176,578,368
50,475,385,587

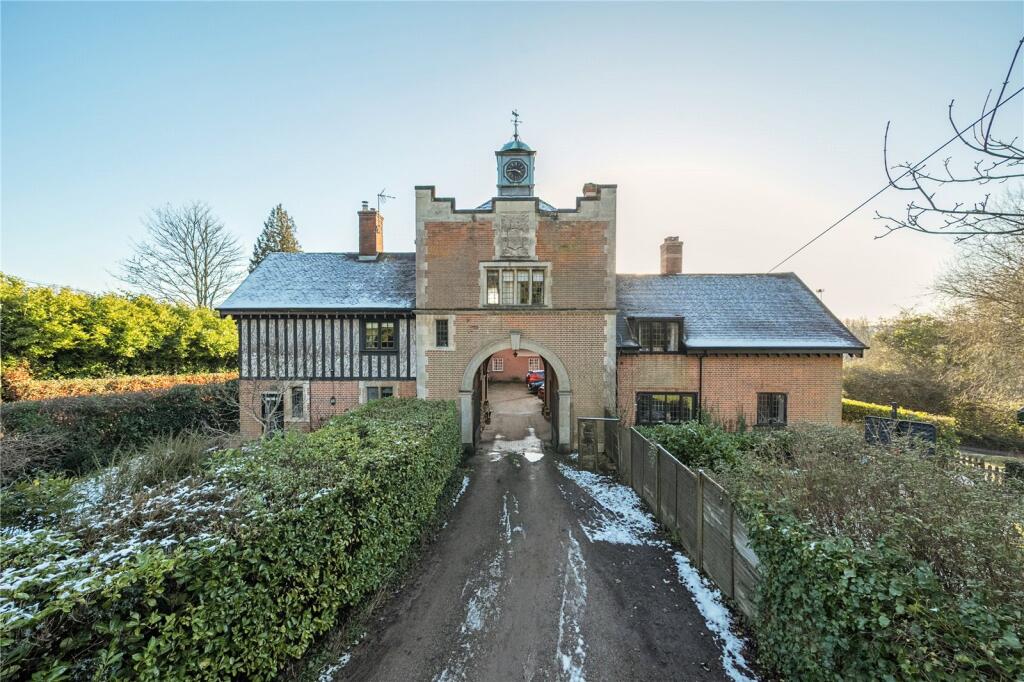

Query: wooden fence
612,425,760,620
953,452,1006,484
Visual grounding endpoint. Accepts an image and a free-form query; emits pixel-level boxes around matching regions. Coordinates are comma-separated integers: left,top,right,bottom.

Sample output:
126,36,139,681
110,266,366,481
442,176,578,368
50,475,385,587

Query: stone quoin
218,125,865,451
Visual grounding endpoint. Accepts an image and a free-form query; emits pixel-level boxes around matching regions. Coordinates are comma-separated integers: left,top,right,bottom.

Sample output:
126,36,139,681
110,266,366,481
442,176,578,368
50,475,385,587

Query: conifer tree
249,204,301,272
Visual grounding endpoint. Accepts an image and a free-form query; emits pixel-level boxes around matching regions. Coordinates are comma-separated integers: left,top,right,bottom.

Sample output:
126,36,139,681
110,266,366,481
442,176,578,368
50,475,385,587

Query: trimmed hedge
749,512,1023,681
0,382,238,476
842,398,959,450
2,370,238,402
0,398,461,680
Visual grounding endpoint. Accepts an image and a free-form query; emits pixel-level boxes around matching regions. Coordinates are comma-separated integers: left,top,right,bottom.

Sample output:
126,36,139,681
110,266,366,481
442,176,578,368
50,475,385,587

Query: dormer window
635,319,681,353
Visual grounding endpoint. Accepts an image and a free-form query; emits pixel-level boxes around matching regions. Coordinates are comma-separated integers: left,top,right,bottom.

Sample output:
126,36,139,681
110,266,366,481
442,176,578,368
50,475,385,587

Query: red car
526,369,545,385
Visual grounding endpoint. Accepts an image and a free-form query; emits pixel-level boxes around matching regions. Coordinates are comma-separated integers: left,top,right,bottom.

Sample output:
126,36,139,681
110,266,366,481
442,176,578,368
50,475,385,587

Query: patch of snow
557,464,758,682
318,652,352,681
452,476,470,507
556,464,655,545
556,530,587,682
489,427,545,462
672,553,756,682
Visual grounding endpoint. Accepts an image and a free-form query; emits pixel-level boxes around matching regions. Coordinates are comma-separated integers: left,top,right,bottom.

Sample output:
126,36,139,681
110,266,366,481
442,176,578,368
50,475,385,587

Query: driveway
328,400,756,682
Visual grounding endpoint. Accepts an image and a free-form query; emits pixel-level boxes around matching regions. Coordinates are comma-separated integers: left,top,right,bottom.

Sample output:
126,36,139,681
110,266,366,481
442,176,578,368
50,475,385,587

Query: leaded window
435,319,449,348
636,392,698,425
756,393,787,426
485,267,546,306
290,386,304,419
363,320,396,351
637,320,680,352
367,385,394,401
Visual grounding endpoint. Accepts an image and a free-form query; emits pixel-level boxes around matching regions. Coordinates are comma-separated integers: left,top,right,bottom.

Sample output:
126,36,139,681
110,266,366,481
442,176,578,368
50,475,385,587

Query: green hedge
0,381,238,476
842,398,959,450
0,398,461,680
749,512,1023,680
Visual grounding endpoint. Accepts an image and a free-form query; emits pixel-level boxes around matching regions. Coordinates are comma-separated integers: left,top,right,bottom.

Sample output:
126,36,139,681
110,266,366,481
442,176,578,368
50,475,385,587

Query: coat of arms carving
496,214,534,259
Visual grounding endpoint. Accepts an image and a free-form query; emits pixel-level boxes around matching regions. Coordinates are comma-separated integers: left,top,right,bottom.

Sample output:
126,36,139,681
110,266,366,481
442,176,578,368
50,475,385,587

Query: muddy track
330,434,754,682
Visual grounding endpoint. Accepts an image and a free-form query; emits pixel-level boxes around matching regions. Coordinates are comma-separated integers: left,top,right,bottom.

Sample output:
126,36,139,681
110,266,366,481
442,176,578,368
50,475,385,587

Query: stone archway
459,336,572,452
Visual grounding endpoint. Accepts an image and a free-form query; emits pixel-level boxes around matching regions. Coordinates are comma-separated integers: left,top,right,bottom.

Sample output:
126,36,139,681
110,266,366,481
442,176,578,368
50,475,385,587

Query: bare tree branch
878,36,1024,237
117,201,243,308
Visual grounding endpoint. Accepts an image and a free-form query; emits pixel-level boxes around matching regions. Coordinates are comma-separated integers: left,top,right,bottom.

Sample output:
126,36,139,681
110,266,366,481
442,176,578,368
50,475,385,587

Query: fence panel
618,425,632,484
675,461,701,561
630,429,646,498
616,428,759,623
700,473,734,599
732,515,759,620
657,446,678,534
642,439,658,510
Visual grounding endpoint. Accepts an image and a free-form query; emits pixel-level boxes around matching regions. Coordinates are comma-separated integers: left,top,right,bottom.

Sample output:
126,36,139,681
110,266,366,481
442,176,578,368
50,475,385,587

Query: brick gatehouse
219,129,864,451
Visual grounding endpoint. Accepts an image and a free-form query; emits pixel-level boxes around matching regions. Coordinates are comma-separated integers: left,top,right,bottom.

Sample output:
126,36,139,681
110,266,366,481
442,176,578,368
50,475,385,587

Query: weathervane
511,109,521,141
376,188,395,212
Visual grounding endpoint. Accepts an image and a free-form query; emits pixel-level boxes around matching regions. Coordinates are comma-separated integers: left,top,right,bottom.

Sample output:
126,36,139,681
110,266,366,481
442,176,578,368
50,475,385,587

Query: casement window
756,393,788,426
527,356,542,371
491,356,504,372
485,267,546,306
261,392,284,432
636,320,680,353
636,392,698,425
290,386,304,419
367,385,394,401
435,319,449,348
363,320,396,352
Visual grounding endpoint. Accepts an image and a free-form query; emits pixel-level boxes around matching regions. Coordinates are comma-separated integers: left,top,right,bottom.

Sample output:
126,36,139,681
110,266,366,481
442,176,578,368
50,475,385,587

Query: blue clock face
504,159,528,184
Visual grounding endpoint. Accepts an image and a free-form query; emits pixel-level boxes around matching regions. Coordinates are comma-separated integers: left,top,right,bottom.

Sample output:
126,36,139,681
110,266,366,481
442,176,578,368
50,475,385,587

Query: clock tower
495,111,536,197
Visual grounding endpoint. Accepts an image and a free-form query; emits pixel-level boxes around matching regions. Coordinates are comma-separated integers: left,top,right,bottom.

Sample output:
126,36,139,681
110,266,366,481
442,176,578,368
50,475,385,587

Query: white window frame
491,356,504,373
527,356,542,371
479,261,551,308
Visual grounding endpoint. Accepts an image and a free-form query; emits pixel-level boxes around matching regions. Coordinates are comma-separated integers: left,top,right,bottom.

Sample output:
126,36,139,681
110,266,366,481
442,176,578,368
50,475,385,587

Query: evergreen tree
249,204,301,272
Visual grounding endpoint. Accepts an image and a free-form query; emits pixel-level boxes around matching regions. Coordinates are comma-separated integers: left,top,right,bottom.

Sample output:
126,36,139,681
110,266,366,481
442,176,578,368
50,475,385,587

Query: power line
767,83,1024,273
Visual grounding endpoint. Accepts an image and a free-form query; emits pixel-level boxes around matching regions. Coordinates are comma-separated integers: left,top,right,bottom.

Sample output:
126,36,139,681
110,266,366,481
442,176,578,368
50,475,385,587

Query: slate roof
217,252,415,312
616,273,865,353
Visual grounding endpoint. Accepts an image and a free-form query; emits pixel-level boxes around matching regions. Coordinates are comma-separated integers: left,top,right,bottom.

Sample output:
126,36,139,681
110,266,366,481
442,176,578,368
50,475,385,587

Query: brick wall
421,312,613,423
616,354,843,428
486,349,541,382
239,378,416,438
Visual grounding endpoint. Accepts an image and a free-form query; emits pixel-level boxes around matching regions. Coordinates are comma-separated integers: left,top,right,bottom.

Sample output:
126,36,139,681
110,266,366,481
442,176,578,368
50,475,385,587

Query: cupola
495,110,536,197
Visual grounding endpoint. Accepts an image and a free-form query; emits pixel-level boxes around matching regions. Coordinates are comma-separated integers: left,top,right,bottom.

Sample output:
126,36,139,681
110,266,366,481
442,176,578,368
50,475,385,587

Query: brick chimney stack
660,236,683,275
358,201,383,260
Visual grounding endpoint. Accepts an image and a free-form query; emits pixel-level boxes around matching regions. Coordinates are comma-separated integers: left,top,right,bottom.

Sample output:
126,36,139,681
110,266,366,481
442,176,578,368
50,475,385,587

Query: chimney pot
660,236,683,275
361,200,369,211
582,183,600,197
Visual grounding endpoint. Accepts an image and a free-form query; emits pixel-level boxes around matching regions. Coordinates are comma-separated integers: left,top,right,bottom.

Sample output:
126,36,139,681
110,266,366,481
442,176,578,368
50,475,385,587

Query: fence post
655,443,662,520
696,470,705,571
729,500,736,599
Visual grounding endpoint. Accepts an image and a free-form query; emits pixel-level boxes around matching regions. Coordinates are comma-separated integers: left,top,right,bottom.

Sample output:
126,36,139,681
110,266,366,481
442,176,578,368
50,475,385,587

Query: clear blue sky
3,2,1021,319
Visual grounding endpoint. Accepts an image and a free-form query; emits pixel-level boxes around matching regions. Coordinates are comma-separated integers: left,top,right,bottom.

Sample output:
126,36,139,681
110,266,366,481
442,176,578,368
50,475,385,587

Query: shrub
0,381,238,476
841,398,959,450
2,371,238,402
748,513,1024,680
103,431,224,498
0,273,237,380
636,420,774,470
717,424,1024,680
0,398,461,680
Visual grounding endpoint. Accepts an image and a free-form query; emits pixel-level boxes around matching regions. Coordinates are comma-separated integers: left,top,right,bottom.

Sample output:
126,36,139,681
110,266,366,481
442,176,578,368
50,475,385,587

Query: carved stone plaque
496,213,535,260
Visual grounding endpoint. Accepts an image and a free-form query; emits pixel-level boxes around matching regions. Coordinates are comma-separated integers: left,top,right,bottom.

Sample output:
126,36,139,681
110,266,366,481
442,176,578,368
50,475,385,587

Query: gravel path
328,402,756,682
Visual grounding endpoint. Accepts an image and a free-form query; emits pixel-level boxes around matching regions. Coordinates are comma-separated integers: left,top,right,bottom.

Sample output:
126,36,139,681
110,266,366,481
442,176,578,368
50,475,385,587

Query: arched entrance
459,337,571,452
